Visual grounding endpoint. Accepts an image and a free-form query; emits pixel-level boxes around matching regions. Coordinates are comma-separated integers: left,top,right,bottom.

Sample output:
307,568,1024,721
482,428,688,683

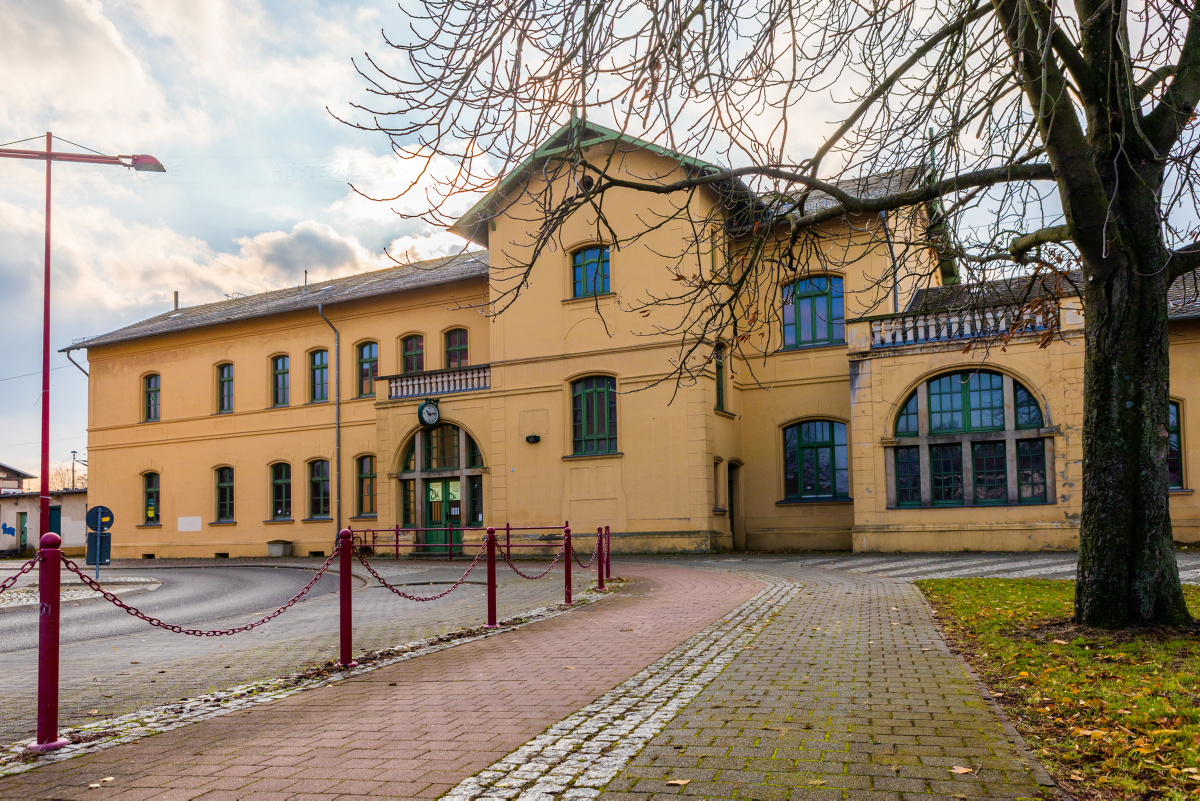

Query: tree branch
1168,244,1200,280
1145,10,1200,153
1135,65,1177,104
1010,224,1073,258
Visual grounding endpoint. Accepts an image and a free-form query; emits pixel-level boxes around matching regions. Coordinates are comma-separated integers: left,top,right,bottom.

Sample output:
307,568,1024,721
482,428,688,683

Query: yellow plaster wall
1169,318,1200,542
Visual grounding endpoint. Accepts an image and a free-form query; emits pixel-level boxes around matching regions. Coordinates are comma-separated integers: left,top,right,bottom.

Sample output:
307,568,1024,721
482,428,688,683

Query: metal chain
501,543,563,579
572,539,599,569
0,553,41,594
357,546,485,601
59,547,340,636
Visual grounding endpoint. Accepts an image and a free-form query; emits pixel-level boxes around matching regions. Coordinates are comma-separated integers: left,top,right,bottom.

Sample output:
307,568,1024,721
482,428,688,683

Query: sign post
85,505,114,580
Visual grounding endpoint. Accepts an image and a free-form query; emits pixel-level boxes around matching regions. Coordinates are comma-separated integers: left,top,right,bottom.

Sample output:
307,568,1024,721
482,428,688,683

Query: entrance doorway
728,464,744,551
425,478,463,556
48,505,61,536
17,512,27,551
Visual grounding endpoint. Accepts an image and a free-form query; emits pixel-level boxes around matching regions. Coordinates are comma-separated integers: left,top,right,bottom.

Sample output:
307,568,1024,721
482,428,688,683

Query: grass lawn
918,579,1200,800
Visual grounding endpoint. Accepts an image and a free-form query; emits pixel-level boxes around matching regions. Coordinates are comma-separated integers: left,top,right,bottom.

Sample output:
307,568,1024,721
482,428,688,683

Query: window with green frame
1169,401,1183,489
930,444,964,505
572,246,610,298
356,455,376,516
310,350,328,403
781,276,844,348
446,329,469,370
468,475,483,525
972,441,1007,504
928,371,1004,432
714,345,726,411
270,463,291,519
144,374,161,421
402,443,416,472
271,355,290,406
357,342,378,397
309,460,330,519
425,424,460,470
1017,440,1047,502
1016,384,1044,428
895,393,918,437
400,479,416,526
467,435,484,468
216,467,235,521
216,364,233,413
572,376,618,454
895,447,921,506
143,472,160,524
402,335,424,374
782,420,849,500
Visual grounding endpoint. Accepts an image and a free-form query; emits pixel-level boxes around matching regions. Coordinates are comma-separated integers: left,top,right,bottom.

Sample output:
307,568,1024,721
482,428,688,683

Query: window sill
712,507,727,517
349,515,378,521
715,409,736,420
209,521,237,526
136,523,162,528
140,419,162,424
777,498,853,506
776,341,847,354
1171,488,1195,495
264,518,294,524
213,410,233,416
562,292,617,305
301,517,333,523
888,501,1058,509
270,404,290,410
304,400,329,406
562,451,624,461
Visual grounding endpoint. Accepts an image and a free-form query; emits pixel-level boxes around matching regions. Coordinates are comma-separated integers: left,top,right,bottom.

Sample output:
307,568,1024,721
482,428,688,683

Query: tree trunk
1076,234,1191,627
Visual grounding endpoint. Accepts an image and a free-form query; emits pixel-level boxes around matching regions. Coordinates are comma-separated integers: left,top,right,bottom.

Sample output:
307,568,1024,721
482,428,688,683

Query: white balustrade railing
388,364,490,400
869,306,1055,348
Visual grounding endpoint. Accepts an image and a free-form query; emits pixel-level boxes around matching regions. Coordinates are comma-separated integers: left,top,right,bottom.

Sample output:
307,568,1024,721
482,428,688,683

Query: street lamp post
0,133,164,751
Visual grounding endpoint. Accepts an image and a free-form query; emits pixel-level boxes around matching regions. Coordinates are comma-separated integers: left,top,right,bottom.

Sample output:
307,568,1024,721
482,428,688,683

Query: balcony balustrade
386,364,490,400
869,305,1055,348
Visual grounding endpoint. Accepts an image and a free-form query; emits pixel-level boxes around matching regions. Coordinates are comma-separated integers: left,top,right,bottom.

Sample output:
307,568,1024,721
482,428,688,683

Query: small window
402,336,424,374
714,345,726,412
572,376,618,454
783,420,849,501
356,455,376,516
216,467,235,522
446,329,469,370
401,479,416,526
895,447,921,507
572,246,610,298
143,472,160,524
310,350,329,403
1169,401,1183,489
271,356,290,406
216,364,234,413
468,475,484,525
782,276,844,348
425,424,459,470
402,443,416,473
1015,384,1044,428
309,460,331,519
972,442,1007,505
144,374,161,421
895,393,919,437
357,342,378,397
467,435,484,468
271,463,291,520
1018,440,1048,502
930,444,964,506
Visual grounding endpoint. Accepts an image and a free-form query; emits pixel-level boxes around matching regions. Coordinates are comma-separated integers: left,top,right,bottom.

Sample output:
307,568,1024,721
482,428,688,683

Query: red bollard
486,527,498,628
337,530,357,668
31,533,67,752
596,527,605,591
563,527,573,606
604,525,612,580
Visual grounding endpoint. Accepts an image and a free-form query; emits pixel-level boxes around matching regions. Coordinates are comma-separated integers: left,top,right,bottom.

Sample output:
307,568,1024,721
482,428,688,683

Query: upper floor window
216,364,233,413
144,374,161,421
714,345,726,412
403,335,424,374
357,455,376,516
1169,401,1183,489
143,472,160,524
783,420,849,501
309,460,331,519
310,350,328,403
572,246,610,298
271,462,291,520
446,329,469,370
271,355,290,406
572,376,617,455
215,467,235,522
782,276,843,348
357,342,379,397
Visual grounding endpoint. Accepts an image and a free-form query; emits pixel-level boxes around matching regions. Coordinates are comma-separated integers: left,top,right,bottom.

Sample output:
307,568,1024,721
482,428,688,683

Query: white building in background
0,489,88,556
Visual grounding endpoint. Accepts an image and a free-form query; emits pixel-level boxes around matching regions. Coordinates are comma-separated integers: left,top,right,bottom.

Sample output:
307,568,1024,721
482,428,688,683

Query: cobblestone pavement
0,556,596,745
0,562,762,800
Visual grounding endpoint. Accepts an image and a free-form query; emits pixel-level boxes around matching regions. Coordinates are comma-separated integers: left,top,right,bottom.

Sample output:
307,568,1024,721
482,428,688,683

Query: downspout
317,304,342,538
64,346,89,377
879,211,900,313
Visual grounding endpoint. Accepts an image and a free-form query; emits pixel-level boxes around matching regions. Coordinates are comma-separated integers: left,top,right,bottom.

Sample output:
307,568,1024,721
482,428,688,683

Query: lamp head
130,155,166,173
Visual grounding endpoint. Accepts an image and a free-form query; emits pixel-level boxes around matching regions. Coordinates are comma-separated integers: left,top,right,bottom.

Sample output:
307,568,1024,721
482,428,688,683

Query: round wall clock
418,400,440,427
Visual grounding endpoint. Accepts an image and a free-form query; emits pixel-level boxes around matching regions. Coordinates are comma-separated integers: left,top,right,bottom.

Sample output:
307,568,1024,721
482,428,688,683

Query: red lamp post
0,133,165,550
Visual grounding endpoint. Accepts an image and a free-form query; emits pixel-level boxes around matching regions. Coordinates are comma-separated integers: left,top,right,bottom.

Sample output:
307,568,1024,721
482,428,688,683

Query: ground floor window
783,420,848,500
143,472,160,524
930,444,964,506
271,463,291,519
1169,401,1183,489
309,460,331,519
357,455,376,516
893,438,1052,508
216,467,235,521
972,442,1007,504
895,447,921,507
1018,439,1047,502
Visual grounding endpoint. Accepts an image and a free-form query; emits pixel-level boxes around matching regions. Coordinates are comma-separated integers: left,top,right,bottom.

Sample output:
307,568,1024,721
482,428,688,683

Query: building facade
69,124,1200,558
0,489,88,556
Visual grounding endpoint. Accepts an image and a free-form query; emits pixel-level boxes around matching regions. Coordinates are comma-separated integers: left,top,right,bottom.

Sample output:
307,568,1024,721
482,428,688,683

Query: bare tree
342,0,1200,627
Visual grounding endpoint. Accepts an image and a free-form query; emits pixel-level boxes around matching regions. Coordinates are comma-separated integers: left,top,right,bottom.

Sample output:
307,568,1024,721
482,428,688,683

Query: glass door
424,479,462,556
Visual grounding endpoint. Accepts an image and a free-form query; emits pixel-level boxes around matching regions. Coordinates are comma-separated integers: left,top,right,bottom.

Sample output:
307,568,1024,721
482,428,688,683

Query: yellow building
67,123,1200,557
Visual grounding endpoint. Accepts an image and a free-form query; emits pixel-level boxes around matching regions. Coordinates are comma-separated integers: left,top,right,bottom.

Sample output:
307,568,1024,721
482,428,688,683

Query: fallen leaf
1052,639,1069,645
102,777,115,782
807,779,826,786
621,628,633,631
129,661,139,665
949,766,976,774
1069,773,1084,781
565,666,575,670
666,779,691,786
89,710,98,715
88,784,101,789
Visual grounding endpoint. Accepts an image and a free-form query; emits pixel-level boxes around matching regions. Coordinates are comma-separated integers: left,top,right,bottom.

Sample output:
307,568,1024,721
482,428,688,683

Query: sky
0,0,475,479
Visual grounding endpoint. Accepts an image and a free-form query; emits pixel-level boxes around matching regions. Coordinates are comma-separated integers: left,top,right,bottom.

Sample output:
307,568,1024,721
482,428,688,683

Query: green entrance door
48,506,62,536
17,512,27,551
425,479,462,556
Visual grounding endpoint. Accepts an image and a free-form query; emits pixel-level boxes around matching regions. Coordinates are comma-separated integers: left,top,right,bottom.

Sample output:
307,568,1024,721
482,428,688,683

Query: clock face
419,402,439,426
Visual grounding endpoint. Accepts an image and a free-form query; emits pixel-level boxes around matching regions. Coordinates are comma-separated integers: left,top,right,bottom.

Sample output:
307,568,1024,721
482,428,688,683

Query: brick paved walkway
0,563,762,800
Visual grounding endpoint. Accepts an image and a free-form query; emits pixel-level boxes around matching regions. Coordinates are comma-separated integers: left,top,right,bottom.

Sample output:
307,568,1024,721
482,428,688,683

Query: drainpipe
63,346,88,377
317,304,342,537
879,210,900,313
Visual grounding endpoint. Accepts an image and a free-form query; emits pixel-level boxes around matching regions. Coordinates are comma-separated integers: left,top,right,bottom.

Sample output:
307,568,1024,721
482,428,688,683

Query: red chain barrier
59,548,340,636
356,545,486,601
501,542,564,579
0,552,41,594
572,539,599,569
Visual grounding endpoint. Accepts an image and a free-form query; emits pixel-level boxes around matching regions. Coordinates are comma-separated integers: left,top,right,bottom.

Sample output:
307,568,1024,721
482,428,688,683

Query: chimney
174,291,179,310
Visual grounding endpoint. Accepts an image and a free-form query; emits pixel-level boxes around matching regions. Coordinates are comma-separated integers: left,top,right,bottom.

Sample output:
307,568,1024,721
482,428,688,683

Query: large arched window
783,420,849,501
890,370,1051,508
397,425,486,533
571,376,618,454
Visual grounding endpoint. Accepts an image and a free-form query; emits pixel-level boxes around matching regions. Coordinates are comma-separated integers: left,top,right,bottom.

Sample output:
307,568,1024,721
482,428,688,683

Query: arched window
271,355,290,406
144,374,161,421
356,455,376,516
308,460,331,519
890,371,1050,508
215,467,235,522
572,246,610,298
445,329,469,369
402,336,424,374
357,342,379,397
397,425,486,530
1169,401,1184,489
143,472,160,524
782,276,844,348
571,376,617,454
310,350,328,403
783,420,849,501
270,463,291,520
216,364,234,413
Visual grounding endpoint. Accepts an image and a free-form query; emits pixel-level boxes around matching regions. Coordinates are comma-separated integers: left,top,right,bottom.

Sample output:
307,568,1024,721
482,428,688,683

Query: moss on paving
918,578,1200,799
